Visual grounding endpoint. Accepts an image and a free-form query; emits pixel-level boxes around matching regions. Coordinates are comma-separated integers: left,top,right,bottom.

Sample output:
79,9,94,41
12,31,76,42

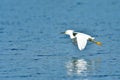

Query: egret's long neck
69,33,75,39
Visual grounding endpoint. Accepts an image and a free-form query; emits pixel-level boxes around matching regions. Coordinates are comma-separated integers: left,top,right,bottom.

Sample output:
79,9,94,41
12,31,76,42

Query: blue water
0,0,120,80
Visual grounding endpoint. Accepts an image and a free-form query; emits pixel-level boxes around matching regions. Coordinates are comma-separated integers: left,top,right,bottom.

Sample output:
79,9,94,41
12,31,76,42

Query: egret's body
63,30,102,51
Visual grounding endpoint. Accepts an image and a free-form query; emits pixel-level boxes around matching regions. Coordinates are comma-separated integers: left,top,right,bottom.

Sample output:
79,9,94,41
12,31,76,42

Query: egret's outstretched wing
72,38,77,45
76,35,88,50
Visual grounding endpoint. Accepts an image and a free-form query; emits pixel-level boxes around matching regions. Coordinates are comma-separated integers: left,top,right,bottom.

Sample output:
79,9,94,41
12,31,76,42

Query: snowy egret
62,30,102,51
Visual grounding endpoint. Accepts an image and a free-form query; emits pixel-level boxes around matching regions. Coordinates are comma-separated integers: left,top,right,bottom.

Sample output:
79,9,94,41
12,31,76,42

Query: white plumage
76,33,92,50
63,30,101,51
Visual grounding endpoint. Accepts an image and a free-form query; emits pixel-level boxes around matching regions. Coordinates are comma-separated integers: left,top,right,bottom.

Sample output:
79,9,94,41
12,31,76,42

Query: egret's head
64,30,74,35
61,30,75,39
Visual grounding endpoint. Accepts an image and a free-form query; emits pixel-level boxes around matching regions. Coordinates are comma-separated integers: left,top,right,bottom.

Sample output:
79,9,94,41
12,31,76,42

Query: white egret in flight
62,30,102,51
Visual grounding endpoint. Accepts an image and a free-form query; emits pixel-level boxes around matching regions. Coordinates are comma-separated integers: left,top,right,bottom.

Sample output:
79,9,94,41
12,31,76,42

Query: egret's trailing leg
88,38,102,46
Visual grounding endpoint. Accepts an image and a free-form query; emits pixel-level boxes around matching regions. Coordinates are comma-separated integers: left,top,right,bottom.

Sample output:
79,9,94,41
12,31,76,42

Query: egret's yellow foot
95,42,102,46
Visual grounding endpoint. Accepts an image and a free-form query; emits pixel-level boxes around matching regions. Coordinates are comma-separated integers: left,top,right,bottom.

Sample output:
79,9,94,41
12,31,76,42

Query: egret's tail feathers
95,42,102,46
91,37,95,40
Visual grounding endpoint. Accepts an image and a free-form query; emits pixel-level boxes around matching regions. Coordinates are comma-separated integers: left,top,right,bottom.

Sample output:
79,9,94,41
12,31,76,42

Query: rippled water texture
0,0,120,80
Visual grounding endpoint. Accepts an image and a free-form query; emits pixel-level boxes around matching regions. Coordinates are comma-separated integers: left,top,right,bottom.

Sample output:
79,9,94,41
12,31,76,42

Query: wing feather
76,35,88,50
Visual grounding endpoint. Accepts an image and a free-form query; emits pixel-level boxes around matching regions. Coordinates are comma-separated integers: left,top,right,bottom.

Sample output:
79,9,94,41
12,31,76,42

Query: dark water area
0,0,120,80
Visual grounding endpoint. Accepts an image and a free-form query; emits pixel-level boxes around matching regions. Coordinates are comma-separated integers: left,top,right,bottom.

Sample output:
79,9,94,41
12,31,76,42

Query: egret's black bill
61,32,65,34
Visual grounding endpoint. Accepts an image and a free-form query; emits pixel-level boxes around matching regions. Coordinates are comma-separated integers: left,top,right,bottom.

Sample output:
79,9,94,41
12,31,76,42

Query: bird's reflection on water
66,58,88,76
66,57,101,77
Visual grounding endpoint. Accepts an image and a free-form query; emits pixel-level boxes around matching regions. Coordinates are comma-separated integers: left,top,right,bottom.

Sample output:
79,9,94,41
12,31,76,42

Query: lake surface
0,0,120,80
